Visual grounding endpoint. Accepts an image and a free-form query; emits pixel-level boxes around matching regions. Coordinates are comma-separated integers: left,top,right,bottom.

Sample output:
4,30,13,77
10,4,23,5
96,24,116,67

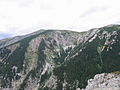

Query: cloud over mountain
0,0,120,37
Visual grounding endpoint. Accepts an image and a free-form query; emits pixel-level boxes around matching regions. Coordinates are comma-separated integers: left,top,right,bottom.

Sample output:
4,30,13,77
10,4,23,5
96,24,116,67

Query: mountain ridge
0,30,86,49
0,24,120,90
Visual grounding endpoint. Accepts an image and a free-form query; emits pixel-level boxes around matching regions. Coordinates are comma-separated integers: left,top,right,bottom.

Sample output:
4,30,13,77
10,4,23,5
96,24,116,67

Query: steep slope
0,30,86,90
0,25,120,90
0,30,45,49
53,25,120,89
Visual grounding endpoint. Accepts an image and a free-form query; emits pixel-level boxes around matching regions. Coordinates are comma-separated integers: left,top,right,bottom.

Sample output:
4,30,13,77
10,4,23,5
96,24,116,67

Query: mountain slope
0,25,120,90
0,30,86,90
53,25,120,89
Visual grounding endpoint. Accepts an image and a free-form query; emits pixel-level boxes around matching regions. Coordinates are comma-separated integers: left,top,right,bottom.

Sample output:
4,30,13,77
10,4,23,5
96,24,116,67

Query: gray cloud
80,7,107,18
0,0,120,38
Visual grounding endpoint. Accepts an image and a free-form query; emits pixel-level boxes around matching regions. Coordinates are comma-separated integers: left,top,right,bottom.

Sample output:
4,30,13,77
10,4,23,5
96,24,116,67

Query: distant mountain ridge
0,25,120,90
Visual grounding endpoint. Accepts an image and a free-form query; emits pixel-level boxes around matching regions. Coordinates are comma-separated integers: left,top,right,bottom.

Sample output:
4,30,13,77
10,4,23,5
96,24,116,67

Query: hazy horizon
0,0,120,39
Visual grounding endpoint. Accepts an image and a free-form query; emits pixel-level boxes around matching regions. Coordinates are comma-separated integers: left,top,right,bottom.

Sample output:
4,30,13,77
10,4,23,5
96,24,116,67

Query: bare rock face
82,73,120,90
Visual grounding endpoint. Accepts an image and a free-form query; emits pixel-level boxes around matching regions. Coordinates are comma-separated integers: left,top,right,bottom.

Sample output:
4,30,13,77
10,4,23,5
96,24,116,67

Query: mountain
0,25,120,90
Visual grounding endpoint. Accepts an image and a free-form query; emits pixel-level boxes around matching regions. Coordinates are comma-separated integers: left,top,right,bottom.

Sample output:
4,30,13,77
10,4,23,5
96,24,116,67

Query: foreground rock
80,73,120,90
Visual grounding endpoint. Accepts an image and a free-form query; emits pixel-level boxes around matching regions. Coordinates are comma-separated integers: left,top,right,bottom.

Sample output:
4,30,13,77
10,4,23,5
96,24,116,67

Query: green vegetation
97,44,104,68
38,72,52,90
112,71,120,75
53,27,120,89
19,71,32,90
101,25,120,32
0,32,42,88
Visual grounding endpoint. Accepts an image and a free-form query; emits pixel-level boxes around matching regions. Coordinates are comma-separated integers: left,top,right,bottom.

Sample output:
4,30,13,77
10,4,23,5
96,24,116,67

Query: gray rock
84,73,120,90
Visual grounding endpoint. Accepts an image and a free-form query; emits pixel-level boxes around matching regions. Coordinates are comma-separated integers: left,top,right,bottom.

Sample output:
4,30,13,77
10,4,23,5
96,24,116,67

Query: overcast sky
0,0,120,39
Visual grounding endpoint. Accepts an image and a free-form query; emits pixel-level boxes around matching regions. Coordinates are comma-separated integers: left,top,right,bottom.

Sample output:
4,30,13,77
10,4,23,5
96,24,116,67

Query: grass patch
112,71,120,75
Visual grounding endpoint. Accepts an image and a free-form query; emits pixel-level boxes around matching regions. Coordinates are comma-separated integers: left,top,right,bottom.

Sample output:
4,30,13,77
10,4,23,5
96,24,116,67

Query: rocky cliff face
81,72,120,90
0,25,120,90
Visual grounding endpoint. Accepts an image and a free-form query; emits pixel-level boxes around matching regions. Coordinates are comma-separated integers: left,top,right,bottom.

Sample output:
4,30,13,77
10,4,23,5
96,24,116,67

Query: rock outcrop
82,72,120,90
